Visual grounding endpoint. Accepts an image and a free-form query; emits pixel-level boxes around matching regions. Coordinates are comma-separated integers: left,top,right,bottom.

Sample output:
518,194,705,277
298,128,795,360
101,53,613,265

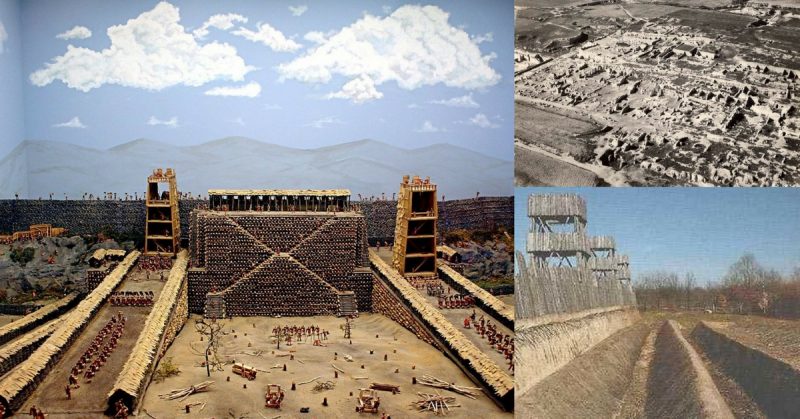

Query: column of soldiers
110,291,154,307
140,255,173,271
437,293,475,309
463,312,514,373
425,283,445,297
273,324,330,346
66,312,126,399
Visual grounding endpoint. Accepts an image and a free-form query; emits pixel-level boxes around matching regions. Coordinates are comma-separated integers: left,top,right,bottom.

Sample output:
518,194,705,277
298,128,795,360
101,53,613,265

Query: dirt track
518,311,797,418
19,268,167,417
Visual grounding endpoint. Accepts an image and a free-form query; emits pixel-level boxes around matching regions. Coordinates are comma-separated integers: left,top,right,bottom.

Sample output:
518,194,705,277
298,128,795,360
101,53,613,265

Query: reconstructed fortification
187,191,371,317
0,197,512,242
516,194,638,396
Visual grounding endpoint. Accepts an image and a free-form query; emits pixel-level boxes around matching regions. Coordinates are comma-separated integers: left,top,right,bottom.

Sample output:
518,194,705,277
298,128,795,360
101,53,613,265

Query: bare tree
195,318,226,377
684,272,696,310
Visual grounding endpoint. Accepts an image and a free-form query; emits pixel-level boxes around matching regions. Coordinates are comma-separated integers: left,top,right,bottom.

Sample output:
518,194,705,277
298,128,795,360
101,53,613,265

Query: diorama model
0,169,515,418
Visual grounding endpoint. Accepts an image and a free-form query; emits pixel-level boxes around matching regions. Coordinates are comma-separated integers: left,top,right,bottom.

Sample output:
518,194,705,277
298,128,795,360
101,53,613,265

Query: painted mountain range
0,138,512,199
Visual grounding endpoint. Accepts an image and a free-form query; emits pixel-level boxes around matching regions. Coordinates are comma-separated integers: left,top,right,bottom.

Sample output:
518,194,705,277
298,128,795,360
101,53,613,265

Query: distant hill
1,137,512,199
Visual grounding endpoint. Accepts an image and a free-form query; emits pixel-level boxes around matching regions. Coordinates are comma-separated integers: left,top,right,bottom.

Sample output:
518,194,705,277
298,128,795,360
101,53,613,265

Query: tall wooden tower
144,168,180,255
392,175,438,285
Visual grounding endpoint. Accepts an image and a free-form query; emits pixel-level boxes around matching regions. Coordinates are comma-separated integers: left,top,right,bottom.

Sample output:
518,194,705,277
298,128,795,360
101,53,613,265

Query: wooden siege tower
144,168,180,256
392,175,438,286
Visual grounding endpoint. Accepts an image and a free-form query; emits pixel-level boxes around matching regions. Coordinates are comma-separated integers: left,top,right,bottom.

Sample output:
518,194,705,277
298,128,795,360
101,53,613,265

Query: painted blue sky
515,187,800,284
0,0,513,159
0,0,24,154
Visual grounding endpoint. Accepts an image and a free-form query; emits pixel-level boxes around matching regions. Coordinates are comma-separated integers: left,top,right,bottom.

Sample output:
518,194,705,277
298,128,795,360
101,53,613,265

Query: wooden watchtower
144,168,180,255
392,175,438,285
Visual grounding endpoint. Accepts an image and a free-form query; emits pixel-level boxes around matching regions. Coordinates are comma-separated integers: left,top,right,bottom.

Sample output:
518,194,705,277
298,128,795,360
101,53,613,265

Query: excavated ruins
515,0,800,186
515,193,799,418
0,171,514,417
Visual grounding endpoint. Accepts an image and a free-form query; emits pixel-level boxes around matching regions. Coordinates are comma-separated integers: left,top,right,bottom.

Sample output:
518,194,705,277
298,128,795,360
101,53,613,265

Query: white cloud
193,13,247,39
303,31,328,44
430,93,479,108
30,2,253,92
277,5,500,103
231,117,245,126
56,26,92,40
307,116,343,129
264,103,283,110
465,113,499,129
407,103,420,109
204,81,262,98
472,32,493,44
232,23,301,52
415,121,445,133
325,75,383,103
0,21,7,54
147,116,179,128
53,117,87,129
289,5,308,17
382,5,393,14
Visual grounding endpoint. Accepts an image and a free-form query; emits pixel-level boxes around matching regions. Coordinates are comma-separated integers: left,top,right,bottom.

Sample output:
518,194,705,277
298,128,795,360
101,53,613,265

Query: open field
518,310,799,418
515,143,600,186
140,314,510,419
515,101,598,159
0,315,22,328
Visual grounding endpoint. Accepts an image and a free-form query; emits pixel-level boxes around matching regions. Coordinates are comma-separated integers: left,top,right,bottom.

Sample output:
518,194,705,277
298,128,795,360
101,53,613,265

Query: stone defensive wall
648,320,733,419
370,250,514,410
693,321,800,418
0,252,139,412
438,264,514,330
108,251,189,414
0,197,513,242
0,293,79,346
0,318,60,378
515,306,640,396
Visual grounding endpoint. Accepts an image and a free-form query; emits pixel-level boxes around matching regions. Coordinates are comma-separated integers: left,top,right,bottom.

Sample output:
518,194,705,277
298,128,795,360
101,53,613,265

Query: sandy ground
0,314,22,327
497,295,514,307
140,314,511,418
19,267,168,417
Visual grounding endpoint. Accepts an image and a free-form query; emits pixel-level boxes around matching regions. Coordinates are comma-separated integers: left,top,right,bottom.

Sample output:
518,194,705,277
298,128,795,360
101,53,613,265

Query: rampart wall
0,197,512,242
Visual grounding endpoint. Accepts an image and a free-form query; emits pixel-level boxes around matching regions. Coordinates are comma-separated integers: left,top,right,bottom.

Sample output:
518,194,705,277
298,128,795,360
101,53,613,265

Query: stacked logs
217,256,340,317
0,198,511,243
159,270,188,359
371,277,437,346
187,211,372,317
84,265,116,293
